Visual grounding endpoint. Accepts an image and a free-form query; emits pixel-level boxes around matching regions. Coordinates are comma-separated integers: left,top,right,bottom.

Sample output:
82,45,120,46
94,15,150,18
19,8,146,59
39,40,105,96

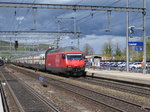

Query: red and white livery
13,46,86,76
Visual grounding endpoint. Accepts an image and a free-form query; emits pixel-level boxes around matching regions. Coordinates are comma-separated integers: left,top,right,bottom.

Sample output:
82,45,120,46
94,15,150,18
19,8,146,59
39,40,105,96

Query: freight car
13,46,86,76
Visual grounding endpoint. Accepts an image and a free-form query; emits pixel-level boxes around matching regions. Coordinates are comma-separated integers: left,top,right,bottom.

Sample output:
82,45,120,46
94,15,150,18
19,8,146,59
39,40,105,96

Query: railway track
46,78,150,112
0,66,60,112
9,65,150,112
72,76,150,98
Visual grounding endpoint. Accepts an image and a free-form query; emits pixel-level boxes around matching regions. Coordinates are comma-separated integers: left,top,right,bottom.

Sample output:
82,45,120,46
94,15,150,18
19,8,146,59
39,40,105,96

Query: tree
121,48,126,60
122,45,143,62
83,43,94,55
114,43,122,60
102,41,113,57
147,37,150,61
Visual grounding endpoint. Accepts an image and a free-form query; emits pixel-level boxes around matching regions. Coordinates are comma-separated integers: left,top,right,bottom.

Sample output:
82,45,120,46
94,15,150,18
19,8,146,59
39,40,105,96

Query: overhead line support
0,31,81,35
0,2,145,13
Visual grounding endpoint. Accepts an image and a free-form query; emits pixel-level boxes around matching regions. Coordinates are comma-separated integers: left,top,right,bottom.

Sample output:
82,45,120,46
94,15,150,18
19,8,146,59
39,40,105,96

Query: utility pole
143,0,147,74
32,8,37,31
56,16,80,48
9,37,12,52
56,20,60,48
73,10,77,35
73,10,79,48
25,39,27,52
77,27,80,48
126,0,129,72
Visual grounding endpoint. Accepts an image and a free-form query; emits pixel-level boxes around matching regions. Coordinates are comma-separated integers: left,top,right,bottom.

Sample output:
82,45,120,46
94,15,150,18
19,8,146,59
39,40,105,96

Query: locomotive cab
45,46,86,77
64,53,86,76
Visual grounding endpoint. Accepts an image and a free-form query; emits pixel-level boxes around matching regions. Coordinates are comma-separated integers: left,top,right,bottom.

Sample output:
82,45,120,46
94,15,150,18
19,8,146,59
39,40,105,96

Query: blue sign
135,46,143,51
39,75,45,84
128,42,143,46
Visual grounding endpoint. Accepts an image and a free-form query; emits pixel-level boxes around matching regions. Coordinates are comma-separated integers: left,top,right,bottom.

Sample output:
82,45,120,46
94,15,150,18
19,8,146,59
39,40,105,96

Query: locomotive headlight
67,66,71,68
80,66,85,67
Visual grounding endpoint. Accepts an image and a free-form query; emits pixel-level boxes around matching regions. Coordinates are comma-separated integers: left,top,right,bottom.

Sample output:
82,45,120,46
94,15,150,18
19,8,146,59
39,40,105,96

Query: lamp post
126,0,129,72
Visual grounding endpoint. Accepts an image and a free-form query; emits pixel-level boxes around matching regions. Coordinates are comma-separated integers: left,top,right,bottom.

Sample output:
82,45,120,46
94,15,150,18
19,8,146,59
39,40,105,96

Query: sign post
39,75,47,87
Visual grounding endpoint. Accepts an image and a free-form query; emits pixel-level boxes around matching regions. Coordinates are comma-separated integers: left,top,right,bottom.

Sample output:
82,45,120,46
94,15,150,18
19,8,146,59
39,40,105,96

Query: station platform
0,92,4,112
85,68,150,86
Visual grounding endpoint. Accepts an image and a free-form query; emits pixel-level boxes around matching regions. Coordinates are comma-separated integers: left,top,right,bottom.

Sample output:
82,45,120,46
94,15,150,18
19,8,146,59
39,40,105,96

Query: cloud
80,35,126,54
0,16,4,19
0,0,149,55
16,16,25,21
56,34,126,54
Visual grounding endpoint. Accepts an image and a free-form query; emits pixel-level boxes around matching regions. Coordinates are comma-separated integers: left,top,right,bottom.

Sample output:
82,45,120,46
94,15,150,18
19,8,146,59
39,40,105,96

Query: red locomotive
14,46,86,76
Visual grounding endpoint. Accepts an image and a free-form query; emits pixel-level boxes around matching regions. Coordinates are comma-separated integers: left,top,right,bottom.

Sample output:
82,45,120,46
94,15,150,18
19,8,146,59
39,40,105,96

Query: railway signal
14,40,18,50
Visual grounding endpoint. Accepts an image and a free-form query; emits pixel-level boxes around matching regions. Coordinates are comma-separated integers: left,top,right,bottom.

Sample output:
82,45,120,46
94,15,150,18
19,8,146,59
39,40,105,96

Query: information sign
128,42,143,46
39,75,45,84
135,46,143,51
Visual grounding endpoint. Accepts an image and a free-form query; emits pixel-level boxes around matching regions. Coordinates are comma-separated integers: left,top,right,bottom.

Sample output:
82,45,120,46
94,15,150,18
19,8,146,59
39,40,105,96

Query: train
13,46,86,77
0,59,4,66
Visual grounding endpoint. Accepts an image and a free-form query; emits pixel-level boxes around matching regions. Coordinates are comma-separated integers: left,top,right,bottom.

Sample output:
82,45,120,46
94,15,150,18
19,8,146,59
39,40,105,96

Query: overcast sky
0,0,149,54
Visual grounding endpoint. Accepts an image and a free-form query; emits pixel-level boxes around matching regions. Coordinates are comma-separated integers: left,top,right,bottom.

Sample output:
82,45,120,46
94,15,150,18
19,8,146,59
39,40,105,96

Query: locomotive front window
66,54,83,60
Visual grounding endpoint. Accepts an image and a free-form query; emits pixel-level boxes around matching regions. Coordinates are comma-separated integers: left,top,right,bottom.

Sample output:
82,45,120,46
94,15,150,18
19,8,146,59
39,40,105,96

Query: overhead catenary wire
110,13,144,28
0,0,145,35
75,0,122,25
75,0,145,33
31,7,37,31
15,0,36,31
75,0,84,5
55,0,124,34
106,10,112,32
9,0,24,31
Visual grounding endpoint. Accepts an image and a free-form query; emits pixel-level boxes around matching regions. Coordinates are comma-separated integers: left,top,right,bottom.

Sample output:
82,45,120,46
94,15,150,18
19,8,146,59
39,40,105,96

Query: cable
15,0,36,31
9,0,25,31
75,0,84,5
46,0,122,33
59,0,122,33
110,0,121,6
111,13,142,28
76,0,121,24
77,0,145,33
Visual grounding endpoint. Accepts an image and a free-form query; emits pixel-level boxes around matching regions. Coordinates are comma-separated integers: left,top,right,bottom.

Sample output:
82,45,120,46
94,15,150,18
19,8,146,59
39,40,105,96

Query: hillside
0,40,52,59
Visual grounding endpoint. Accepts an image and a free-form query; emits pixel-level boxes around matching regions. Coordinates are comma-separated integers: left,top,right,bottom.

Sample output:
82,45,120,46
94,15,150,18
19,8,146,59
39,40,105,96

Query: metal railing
86,65,150,74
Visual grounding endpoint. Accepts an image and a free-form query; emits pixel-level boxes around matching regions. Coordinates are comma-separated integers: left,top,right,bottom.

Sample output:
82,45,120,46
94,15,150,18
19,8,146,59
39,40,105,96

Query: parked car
146,63,150,68
118,62,126,67
129,62,142,69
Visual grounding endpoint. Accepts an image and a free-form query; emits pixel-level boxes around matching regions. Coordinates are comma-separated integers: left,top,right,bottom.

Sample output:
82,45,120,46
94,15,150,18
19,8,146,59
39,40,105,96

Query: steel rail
47,79,125,112
18,78,60,112
75,77,150,97
0,71,25,112
9,65,150,111
2,68,60,112
47,78,150,111
7,65,127,112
